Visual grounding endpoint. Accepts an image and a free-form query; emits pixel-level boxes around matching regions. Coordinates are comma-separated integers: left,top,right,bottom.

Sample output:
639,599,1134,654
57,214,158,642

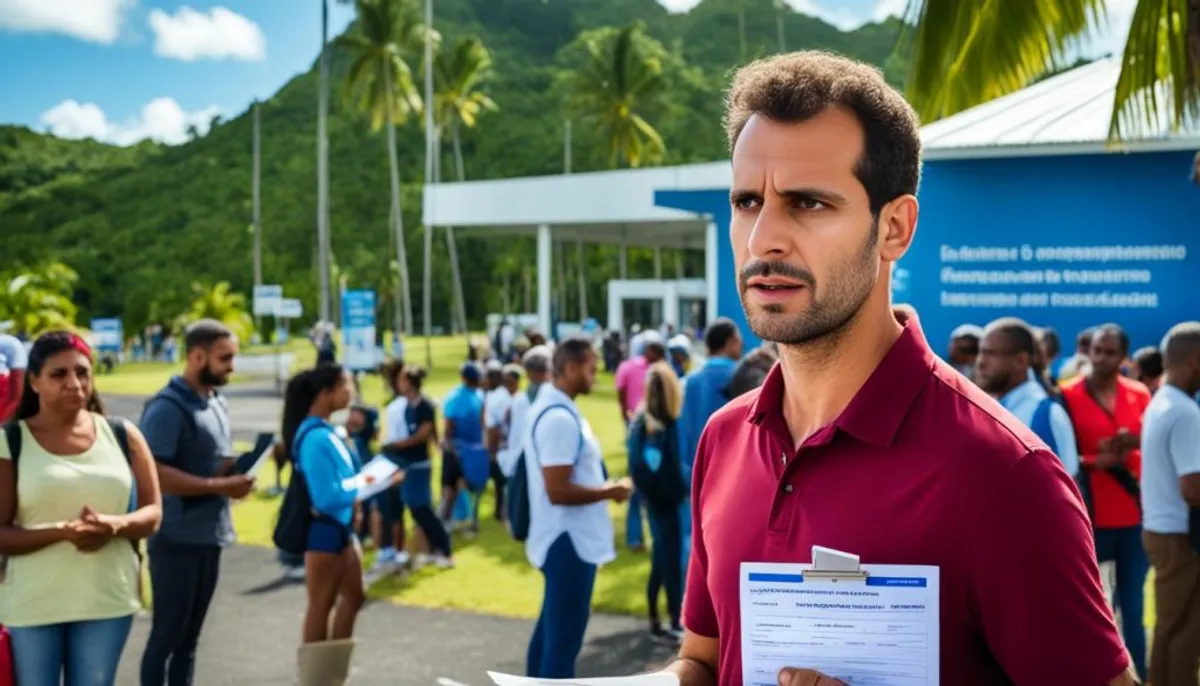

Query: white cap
669,334,691,351
950,324,984,341
639,330,664,347
485,359,503,372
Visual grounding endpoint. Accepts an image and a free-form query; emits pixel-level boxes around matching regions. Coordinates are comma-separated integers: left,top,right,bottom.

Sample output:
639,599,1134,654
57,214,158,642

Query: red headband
69,334,93,358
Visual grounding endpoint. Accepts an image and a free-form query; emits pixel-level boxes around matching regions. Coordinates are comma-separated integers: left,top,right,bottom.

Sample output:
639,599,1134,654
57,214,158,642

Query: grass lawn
230,342,652,620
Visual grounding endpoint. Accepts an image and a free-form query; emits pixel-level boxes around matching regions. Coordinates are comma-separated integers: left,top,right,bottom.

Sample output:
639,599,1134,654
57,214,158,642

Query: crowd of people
5,49,1200,686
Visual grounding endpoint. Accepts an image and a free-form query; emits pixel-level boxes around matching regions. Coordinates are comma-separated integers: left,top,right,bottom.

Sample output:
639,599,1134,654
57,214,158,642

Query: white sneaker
413,553,434,569
432,555,455,569
393,550,411,567
283,565,306,582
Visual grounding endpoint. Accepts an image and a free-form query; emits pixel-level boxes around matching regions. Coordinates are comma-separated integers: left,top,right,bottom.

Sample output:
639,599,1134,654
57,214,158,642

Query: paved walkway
117,546,675,685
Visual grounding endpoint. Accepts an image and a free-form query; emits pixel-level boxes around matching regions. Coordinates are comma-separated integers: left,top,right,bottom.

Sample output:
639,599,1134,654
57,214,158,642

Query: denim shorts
306,518,352,554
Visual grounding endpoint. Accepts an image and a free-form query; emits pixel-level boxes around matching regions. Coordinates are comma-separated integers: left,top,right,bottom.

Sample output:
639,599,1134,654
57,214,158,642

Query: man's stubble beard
741,221,880,347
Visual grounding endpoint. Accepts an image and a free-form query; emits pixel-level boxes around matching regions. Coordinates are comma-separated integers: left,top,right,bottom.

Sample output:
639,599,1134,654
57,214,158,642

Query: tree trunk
384,69,413,338
389,204,403,344
776,0,786,52
447,121,468,334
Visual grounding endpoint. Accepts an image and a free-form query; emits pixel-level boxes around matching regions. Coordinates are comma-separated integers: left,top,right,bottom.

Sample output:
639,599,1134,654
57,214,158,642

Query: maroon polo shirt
683,315,1128,685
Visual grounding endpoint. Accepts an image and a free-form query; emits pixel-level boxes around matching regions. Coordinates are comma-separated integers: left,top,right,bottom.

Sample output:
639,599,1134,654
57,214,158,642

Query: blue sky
0,0,1135,146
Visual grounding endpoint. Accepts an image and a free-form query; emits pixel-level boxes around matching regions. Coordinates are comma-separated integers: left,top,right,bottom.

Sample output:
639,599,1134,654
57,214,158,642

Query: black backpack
628,415,688,511
272,422,327,555
507,392,583,542
4,417,141,559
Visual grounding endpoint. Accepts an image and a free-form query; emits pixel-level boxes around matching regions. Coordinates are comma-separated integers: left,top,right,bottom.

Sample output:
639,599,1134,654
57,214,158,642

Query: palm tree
182,282,254,344
565,21,668,168
337,0,427,339
0,262,79,336
902,1,1200,139
434,36,498,334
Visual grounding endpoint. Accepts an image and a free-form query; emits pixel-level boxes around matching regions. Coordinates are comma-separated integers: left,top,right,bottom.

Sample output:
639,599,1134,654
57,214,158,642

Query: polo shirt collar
747,313,936,448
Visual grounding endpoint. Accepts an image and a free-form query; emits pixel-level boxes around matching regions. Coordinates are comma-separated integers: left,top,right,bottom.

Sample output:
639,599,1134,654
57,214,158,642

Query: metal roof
921,57,1200,160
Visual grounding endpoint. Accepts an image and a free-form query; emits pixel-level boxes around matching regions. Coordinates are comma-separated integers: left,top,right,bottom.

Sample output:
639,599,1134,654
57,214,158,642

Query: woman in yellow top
0,331,162,686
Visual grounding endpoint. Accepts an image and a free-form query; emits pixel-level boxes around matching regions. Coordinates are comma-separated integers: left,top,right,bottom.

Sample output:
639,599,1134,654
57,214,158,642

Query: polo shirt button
782,484,794,494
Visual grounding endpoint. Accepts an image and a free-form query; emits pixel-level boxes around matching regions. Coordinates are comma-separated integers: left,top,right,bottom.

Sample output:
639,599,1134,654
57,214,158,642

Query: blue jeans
527,535,597,679
10,614,134,686
626,491,647,548
1095,525,1148,679
647,504,685,629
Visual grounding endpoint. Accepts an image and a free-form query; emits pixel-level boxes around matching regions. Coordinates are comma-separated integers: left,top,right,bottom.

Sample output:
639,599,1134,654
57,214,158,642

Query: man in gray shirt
1140,321,1200,686
139,320,255,686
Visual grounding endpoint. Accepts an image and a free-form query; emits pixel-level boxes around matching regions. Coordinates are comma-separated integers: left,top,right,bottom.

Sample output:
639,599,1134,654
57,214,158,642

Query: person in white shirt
975,318,1080,476
523,337,632,679
484,361,519,522
370,363,411,573
499,346,552,479
1140,321,1200,686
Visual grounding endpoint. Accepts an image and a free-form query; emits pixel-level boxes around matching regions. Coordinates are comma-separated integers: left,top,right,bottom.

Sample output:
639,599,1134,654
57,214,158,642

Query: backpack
3,417,141,560
628,416,688,511
272,422,328,555
507,395,584,543
143,389,227,439
1028,396,1060,455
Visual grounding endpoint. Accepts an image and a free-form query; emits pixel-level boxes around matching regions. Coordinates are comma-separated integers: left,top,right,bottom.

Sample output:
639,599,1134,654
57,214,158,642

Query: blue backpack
507,399,583,542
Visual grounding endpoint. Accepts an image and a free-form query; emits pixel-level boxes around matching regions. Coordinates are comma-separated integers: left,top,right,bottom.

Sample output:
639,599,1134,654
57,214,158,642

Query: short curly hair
724,50,922,213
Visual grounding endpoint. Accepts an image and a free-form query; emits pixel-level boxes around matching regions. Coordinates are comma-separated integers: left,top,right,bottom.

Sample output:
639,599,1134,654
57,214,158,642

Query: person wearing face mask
0,331,163,686
139,320,255,686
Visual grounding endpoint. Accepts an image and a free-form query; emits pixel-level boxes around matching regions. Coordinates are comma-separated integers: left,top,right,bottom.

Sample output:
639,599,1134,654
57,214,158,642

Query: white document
740,557,939,686
486,672,677,686
354,455,400,501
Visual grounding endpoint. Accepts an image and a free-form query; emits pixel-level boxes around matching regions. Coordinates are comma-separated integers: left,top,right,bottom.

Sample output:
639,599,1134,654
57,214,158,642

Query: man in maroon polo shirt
663,52,1136,686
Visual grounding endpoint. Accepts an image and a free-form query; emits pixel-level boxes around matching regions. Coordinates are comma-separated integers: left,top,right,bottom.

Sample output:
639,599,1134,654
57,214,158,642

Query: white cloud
148,6,266,62
871,0,909,23
0,0,134,43
39,98,222,146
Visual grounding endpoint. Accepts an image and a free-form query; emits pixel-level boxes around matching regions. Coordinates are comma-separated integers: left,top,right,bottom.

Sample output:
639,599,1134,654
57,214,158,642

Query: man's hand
605,477,634,503
221,475,256,499
777,668,846,686
1095,438,1122,469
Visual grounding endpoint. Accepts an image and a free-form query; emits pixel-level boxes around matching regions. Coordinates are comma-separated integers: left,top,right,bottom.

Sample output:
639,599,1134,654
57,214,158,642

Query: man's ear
877,194,918,264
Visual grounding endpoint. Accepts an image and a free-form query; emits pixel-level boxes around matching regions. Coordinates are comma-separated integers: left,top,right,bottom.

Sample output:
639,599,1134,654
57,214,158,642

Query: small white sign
276,298,303,319
253,284,283,316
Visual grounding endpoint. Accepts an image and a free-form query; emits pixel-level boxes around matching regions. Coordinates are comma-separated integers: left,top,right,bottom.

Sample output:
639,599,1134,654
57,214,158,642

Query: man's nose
746,202,793,259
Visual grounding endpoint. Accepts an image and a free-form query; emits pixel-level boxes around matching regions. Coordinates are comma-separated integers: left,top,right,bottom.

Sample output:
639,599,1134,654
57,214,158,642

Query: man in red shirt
1061,324,1152,680
663,52,1135,686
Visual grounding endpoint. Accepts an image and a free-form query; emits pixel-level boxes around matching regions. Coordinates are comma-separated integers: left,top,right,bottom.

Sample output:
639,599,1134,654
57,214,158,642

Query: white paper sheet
486,672,678,686
740,559,940,686
354,455,400,501
242,444,276,478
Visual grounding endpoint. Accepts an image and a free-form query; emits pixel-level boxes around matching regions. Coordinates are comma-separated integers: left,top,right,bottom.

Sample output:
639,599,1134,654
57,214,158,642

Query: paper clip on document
801,545,869,583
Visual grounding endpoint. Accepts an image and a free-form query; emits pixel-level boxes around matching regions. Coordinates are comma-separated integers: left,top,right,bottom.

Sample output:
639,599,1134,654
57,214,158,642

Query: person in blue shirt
282,364,396,658
440,363,489,534
678,318,743,483
975,318,1080,476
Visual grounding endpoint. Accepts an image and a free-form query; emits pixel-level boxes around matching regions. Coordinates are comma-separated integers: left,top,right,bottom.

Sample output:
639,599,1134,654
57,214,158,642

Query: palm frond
1109,0,1200,139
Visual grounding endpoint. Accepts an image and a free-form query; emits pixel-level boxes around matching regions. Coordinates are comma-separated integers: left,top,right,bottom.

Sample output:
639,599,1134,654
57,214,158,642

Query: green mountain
0,0,909,334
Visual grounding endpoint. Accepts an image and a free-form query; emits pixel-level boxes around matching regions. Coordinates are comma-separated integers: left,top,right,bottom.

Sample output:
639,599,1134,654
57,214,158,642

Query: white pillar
607,282,622,335
537,224,552,337
576,239,588,320
664,283,680,331
705,220,718,329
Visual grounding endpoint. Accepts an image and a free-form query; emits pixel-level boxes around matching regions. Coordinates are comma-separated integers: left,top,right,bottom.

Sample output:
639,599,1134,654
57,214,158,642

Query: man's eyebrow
777,187,848,205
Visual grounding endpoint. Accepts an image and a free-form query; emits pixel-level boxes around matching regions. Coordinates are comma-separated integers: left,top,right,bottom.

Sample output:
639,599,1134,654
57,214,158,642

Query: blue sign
90,318,123,354
656,150,1200,354
341,290,377,371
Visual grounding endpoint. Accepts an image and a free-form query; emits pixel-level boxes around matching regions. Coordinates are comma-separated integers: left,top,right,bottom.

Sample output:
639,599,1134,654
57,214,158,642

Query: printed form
740,559,939,686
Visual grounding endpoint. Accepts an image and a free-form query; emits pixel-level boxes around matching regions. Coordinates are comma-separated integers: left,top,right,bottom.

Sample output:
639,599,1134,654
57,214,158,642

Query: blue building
425,59,1199,352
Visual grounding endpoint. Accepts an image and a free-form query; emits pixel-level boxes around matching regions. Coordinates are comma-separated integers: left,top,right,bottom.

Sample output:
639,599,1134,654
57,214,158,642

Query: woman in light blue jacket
282,364,397,682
